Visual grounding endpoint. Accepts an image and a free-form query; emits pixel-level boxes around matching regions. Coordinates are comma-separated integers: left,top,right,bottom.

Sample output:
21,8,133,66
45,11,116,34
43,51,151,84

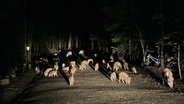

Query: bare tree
177,40,182,79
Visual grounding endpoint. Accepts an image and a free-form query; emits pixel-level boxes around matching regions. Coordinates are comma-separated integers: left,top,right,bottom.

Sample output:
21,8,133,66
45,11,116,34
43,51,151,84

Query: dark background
0,0,184,75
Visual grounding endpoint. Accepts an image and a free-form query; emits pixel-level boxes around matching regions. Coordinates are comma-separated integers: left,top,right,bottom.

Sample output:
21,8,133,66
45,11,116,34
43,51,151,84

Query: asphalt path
14,66,184,104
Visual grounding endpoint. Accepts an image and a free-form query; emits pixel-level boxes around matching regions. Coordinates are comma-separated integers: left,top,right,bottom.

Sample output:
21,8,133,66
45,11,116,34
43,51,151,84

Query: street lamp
26,46,31,70
26,46,30,51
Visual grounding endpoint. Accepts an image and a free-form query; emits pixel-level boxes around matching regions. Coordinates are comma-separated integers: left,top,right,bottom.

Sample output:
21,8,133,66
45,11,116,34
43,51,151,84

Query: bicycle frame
147,54,160,65
144,49,160,66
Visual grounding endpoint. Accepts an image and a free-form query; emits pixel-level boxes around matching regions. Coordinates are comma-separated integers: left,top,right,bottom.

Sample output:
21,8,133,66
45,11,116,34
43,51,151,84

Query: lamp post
26,46,30,51
26,46,30,69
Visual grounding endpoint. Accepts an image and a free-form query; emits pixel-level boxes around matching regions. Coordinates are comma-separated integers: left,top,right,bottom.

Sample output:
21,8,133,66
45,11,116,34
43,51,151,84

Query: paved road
14,67,184,104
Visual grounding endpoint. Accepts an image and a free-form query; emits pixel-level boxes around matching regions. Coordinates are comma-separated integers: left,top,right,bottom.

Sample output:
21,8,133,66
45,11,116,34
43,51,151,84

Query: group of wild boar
106,58,135,85
33,49,174,89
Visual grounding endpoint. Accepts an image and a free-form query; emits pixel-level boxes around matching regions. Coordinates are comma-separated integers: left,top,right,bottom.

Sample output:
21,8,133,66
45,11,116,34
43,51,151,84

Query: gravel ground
144,65,184,93
0,69,36,104
3,66,183,104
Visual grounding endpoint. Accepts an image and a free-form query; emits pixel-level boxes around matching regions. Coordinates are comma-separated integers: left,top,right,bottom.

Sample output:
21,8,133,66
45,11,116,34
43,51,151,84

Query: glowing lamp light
26,46,30,51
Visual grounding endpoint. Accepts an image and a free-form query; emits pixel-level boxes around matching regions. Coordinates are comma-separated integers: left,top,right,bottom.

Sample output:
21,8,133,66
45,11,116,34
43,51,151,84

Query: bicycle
144,50,160,66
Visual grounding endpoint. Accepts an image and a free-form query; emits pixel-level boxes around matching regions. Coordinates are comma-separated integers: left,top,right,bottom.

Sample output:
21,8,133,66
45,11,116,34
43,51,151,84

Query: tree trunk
68,33,72,50
91,40,94,50
59,37,61,50
129,13,145,64
75,36,78,49
160,1,165,70
160,35,164,70
129,38,132,61
138,32,146,64
178,41,182,79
